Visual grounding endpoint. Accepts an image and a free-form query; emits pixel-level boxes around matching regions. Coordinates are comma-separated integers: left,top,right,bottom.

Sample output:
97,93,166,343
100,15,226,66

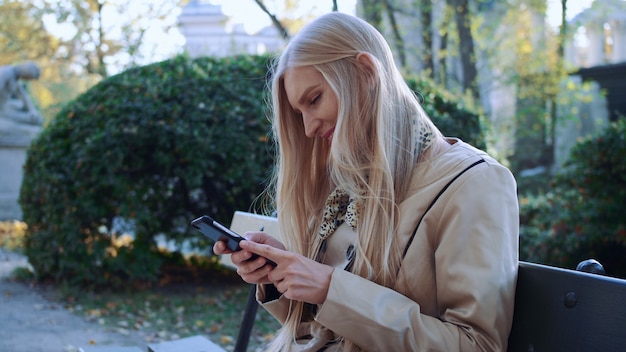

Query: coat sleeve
256,283,291,324
314,162,519,351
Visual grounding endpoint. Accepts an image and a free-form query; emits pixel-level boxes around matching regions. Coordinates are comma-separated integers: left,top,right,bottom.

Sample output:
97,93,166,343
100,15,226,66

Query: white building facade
177,1,284,58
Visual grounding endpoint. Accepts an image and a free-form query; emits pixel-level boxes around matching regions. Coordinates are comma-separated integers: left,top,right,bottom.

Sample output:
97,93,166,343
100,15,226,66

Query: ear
355,52,378,89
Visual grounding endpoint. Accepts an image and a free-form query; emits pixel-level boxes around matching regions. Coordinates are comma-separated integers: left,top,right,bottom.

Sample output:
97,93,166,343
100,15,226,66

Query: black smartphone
191,215,277,267
191,215,245,252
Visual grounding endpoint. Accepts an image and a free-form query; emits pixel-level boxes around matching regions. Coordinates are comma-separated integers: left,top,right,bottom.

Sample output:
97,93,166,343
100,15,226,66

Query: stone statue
0,62,44,220
0,62,44,140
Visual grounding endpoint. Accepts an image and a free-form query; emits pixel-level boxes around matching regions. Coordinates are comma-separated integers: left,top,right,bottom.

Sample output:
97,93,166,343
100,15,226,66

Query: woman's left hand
239,240,334,305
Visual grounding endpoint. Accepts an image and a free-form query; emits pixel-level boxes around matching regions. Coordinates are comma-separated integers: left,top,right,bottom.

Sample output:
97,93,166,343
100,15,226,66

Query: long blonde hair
266,12,441,351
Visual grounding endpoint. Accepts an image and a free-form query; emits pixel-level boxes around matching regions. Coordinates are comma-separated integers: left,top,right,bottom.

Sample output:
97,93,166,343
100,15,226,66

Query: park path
0,248,147,352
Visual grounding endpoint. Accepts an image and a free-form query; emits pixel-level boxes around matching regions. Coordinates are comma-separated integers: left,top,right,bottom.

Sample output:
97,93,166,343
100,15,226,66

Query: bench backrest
222,211,280,269
508,261,626,351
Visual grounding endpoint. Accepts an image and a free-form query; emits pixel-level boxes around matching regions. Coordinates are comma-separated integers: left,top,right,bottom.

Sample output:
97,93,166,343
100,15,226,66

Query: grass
1,220,281,352
58,277,281,351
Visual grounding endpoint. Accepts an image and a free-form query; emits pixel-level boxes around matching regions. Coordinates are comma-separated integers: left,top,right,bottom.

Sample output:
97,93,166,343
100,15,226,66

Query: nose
302,113,319,138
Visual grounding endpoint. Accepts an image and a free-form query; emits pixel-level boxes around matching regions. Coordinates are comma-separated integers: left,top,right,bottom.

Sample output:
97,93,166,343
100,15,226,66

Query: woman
214,12,518,351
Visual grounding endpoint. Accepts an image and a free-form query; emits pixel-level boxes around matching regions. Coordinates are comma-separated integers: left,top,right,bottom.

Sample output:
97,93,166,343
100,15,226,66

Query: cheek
324,97,340,123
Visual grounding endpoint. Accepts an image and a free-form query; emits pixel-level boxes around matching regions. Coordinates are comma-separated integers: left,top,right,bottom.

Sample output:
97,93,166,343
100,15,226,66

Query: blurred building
567,0,626,68
555,0,626,169
566,0,626,122
177,0,284,58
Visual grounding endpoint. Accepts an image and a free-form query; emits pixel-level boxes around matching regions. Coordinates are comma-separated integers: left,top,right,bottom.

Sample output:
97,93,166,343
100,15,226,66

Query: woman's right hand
213,231,285,284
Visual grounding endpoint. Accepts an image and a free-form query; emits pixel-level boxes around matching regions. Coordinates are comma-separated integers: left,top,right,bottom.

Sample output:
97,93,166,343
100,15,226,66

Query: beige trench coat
258,138,519,351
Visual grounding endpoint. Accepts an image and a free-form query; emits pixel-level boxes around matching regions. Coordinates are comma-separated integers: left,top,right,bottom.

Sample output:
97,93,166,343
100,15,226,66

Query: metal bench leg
234,284,258,352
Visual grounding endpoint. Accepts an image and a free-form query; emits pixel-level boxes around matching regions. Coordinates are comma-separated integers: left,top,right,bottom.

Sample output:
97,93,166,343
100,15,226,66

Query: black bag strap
400,158,485,261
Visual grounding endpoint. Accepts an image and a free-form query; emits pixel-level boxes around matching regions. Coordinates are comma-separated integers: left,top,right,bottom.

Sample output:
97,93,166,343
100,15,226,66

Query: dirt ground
0,248,148,352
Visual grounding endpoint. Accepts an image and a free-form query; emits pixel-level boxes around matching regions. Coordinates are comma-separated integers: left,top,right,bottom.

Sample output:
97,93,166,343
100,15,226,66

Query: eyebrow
297,85,320,105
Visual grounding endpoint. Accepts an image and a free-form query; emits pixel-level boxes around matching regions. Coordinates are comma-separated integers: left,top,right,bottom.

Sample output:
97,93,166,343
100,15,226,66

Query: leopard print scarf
315,122,435,244
317,188,360,240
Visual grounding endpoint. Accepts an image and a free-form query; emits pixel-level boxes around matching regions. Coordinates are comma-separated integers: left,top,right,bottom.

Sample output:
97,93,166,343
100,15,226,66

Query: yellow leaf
87,309,102,318
567,80,576,90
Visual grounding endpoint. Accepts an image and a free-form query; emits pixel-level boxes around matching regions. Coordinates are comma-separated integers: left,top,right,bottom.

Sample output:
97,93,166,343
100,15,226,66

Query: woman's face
283,66,339,144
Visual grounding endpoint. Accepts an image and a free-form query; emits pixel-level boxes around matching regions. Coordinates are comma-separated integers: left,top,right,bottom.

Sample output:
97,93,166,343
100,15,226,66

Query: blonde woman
214,12,518,352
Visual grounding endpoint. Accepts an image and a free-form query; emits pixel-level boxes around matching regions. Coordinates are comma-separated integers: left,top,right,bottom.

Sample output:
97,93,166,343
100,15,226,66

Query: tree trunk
436,0,451,86
547,0,568,168
383,0,407,70
95,0,108,78
421,0,434,77
451,0,478,98
438,31,448,86
360,0,384,31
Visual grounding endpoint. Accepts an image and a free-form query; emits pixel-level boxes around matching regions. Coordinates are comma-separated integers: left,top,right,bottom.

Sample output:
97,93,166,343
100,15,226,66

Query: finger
274,279,289,297
240,240,286,262
230,249,255,266
242,232,286,251
213,240,230,255
243,231,265,241
238,262,273,284
240,255,267,272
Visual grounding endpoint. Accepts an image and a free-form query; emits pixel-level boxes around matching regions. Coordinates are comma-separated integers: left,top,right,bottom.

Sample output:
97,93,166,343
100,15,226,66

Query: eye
310,94,321,106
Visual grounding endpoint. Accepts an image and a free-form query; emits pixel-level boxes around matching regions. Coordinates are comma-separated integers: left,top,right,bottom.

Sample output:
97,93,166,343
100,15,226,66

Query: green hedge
405,76,486,149
19,54,486,288
20,55,274,287
520,118,626,278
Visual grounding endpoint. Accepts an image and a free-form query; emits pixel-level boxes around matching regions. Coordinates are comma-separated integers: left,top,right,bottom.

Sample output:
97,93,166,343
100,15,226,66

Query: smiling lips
322,128,335,145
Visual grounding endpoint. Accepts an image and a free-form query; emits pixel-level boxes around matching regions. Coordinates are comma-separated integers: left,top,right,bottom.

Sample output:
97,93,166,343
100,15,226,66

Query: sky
546,0,594,27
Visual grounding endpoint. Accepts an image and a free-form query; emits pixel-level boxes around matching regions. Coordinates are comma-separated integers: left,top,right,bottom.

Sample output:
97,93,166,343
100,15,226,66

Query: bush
405,76,487,149
19,54,486,288
20,54,274,287
520,119,626,278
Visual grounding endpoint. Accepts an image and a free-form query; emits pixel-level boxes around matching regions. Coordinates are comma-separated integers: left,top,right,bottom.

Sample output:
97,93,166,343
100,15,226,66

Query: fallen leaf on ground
220,335,234,344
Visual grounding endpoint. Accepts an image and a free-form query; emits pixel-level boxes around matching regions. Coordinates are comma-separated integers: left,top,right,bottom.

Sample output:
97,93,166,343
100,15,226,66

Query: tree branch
253,0,290,40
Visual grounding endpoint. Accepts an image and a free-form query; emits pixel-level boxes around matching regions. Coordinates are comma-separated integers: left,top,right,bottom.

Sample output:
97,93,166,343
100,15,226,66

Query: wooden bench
226,212,626,352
